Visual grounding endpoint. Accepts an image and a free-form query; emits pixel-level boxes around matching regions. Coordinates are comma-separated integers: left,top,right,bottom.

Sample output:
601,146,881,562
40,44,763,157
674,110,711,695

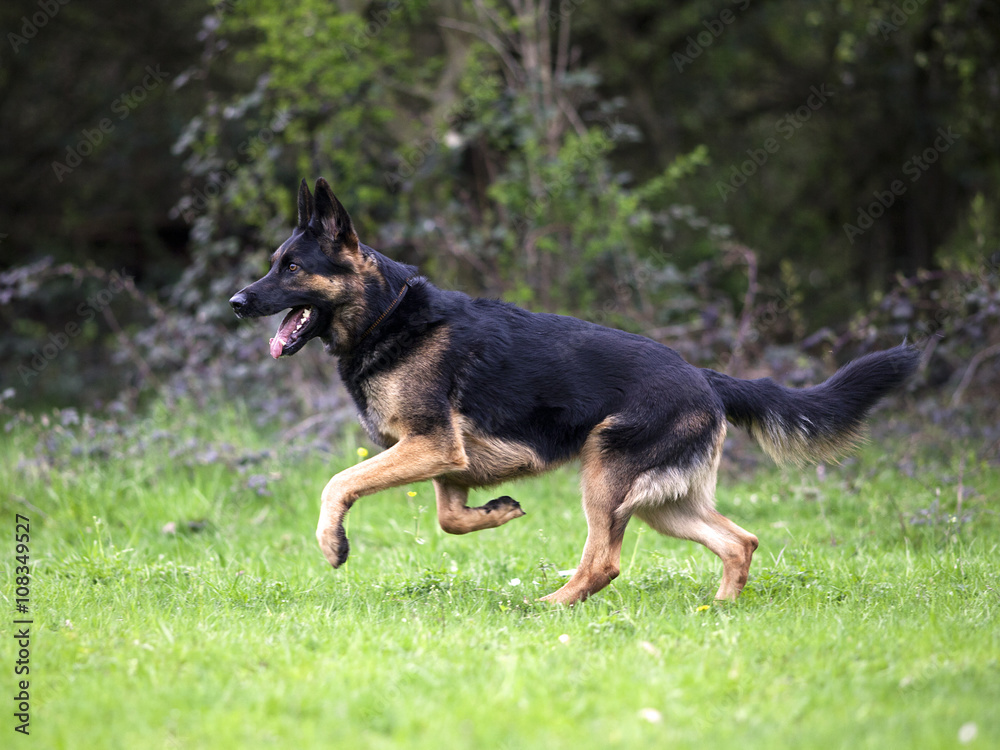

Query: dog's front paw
316,523,350,568
482,495,526,522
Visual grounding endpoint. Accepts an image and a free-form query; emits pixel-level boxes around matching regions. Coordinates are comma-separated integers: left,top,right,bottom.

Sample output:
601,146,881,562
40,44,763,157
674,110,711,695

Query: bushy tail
703,345,920,465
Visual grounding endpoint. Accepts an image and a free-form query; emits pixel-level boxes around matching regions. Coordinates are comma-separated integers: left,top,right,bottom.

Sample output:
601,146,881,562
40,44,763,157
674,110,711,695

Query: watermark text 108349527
13,513,32,736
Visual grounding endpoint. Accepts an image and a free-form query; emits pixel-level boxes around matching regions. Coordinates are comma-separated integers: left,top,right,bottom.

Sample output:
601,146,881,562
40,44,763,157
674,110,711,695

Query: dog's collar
359,276,418,342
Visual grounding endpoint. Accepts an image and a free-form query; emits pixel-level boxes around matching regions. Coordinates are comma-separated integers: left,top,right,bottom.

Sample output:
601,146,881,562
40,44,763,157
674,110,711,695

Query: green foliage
575,0,1000,322
169,0,728,318
937,193,1000,272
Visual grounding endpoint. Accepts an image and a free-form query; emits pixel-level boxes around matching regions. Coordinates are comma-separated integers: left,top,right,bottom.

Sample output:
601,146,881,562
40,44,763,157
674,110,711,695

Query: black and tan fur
230,178,919,605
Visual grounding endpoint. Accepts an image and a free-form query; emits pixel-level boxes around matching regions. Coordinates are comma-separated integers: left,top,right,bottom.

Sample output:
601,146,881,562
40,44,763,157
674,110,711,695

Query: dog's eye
287,263,299,273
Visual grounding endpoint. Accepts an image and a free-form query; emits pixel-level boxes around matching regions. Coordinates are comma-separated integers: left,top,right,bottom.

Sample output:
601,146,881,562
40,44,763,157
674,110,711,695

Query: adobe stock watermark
842,126,960,244
715,84,834,202
508,119,623,234
547,0,587,23
673,0,752,72
869,0,929,40
909,250,1000,351
51,64,170,182
339,0,403,59
213,0,244,17
382,85,496,189
586,242,676,330
172,108,291,223
7,0,72,54
17,269,134,384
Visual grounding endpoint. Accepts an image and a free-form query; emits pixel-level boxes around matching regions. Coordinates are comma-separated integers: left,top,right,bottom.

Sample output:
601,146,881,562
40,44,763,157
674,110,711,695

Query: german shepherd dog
230,178,919,605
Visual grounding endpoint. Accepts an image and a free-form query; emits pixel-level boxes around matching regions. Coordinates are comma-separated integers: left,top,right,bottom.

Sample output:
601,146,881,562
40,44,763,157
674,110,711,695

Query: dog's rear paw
482,495,525,517
539,588,581,606
317,524,350,568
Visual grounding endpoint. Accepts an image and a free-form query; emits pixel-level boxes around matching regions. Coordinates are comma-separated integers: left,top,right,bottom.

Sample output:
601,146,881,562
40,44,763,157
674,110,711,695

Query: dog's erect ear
311,178,358,248
297,179,314,229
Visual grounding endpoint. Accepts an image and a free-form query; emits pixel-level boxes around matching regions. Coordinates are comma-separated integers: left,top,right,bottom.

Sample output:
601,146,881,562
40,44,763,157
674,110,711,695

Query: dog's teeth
292,308,307,333
293,307,312,333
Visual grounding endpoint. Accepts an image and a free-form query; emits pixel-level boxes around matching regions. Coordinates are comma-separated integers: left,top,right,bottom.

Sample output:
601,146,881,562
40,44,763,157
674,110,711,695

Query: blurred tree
0,0,211,281
572,0,1000,325
0,0,212,405
171,0,722,313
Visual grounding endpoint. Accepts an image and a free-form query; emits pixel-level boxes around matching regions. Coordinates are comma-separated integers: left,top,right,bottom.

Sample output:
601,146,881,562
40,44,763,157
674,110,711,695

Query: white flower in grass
638,708,662,724
558,634,570,644
958,722,978,744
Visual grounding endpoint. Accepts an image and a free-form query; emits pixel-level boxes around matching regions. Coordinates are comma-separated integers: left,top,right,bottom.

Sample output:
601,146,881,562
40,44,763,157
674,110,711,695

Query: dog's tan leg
701,511,758,600
540,445,631,605
630,425,757,600
317,434,466,567
539,491,630,605
433,480,525,535
637,503,759,601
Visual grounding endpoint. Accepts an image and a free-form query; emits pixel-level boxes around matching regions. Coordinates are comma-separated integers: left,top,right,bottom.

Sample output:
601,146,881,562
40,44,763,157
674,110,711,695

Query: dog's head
230,178,376,358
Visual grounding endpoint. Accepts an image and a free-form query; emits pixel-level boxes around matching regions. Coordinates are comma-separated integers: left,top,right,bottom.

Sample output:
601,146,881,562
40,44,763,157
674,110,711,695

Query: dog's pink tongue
269,307,305,359
269,335,286,359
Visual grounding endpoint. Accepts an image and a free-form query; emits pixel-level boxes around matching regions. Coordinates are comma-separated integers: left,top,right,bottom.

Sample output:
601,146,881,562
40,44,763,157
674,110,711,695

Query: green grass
2,403,998,749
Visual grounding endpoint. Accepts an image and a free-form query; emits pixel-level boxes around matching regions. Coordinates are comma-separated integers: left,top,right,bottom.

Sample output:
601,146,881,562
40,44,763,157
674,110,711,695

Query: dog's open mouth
269,306,314,358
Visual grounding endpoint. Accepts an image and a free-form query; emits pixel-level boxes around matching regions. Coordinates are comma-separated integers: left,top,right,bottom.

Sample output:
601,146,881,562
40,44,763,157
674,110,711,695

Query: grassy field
2,402,998,749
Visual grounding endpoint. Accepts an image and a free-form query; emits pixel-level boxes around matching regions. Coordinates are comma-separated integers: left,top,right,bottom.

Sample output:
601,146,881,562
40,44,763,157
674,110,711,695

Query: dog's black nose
230,292,247,314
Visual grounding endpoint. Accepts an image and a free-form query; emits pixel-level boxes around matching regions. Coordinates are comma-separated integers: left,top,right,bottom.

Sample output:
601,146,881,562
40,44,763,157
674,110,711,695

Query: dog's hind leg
630,427,757,600
638,501,758,600
433,480,525,534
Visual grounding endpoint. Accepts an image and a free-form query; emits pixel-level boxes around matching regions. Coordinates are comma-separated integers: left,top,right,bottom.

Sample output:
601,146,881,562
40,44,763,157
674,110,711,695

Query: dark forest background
1,0,998,427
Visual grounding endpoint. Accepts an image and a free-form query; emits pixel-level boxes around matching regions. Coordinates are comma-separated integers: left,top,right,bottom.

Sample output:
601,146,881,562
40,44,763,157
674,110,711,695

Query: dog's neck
322,246,422,357
358,275,419,342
